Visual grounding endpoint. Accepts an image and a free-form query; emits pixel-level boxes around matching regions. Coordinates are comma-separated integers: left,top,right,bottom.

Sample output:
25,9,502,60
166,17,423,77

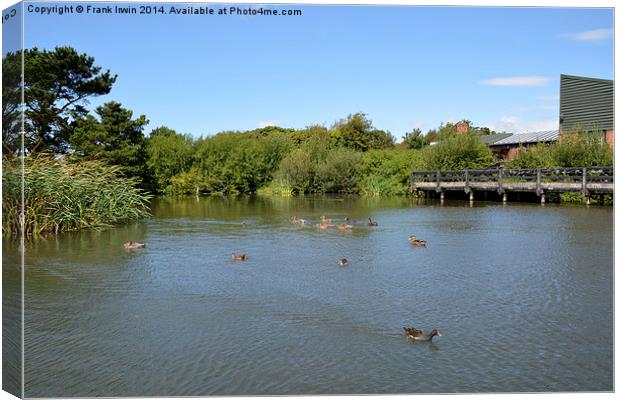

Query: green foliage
425,120,497,143
71,101,149,181
551,131,613,167
277,148,316,193
358,149,425,195
506,144,555,169
276,144,361,194
402,128,429,149
290,125,338,148
257,179,294,196
315,148,361,193
424,133,495,170
507,131,613,169
333,112,394,151
146,127,195,193
2,47,117,155
2,156,151,236
189,130,293,194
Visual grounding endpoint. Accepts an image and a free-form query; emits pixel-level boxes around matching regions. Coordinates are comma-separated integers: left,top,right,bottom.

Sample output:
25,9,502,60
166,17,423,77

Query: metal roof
478,133,512,145
490,130,559,146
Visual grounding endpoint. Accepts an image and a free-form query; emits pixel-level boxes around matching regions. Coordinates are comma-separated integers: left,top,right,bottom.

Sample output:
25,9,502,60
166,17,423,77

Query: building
488,130,559,160
560,74,614,146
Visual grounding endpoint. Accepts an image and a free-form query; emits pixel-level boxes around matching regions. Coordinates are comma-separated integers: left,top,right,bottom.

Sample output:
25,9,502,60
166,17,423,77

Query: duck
403,327,442,342
124,241,146,250
337,223,353,230
408,235,427,247
338,258,348,267
231,253,247,261
316,222,333,230
367,217,378,227
292,216,306,225
344,217,357,224
320,215,333,223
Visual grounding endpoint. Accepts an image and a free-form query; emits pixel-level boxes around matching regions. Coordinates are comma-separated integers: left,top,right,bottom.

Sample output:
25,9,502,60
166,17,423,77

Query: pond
3,196,613,396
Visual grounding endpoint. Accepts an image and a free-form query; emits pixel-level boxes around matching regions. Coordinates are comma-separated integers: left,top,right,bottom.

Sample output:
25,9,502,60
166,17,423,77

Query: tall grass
2,156,152,236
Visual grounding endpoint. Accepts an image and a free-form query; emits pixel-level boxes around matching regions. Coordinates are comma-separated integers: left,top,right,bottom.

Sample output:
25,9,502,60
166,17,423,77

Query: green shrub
189,130,293,194
507,144,555,169
423,133,495,170
2,156,151,236
357,149,425,195
146,127,195,193
315,148,361,193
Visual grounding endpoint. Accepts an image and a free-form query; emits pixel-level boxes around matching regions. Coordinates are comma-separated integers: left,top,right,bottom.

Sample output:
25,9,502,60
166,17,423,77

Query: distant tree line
2,46,613,203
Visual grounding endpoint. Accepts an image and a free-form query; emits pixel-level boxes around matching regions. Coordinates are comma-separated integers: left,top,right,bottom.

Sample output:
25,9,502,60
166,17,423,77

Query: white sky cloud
258,121,278,128
486,116,558,133
480,76,549,87
562,28,613,42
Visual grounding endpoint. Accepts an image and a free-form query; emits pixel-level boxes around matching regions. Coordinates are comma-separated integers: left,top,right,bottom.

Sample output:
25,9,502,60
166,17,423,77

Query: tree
402,128,429,149
2,50,22,157
70,102,149,180
145,127,195,193
333,112,394,151
2,47,117,155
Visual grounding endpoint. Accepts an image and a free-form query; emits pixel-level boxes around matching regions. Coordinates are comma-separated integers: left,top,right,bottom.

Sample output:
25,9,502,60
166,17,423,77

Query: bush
315,148,361,193
551,131,613,167
507,144,555,169
423,133,495,170
507,131,613,169
146,127,195,193
357,149,425,195
2,156,151,236
189,130,292,194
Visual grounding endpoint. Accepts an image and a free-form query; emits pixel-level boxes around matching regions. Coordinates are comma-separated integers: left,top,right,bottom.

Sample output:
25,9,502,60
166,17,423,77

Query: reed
2,156,152,236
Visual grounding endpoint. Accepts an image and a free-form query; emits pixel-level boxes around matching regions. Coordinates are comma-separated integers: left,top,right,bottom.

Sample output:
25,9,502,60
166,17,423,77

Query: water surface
4,196,613,396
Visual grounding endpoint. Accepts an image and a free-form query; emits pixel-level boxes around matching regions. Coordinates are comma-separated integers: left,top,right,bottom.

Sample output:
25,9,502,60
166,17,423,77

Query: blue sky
3,2,615,138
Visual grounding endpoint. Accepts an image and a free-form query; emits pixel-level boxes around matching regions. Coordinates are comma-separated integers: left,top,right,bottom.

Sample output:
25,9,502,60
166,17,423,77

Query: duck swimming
124,241,146,250
338,258,348,267
408,235,427,247
316,222,333,230
292,216,306,225
231,253,247,261
337,223,353,230
367,217,378,226
320,216,333,223
403,327,442,342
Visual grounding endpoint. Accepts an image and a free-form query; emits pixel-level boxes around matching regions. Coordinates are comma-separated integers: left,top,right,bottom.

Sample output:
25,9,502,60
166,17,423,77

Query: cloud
257,121,279,128
485,116,558,133
561,28,613,42
480,76,549,87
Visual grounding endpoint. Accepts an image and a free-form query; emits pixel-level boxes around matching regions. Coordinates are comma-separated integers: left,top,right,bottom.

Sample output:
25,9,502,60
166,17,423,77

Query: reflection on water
5,196,613,396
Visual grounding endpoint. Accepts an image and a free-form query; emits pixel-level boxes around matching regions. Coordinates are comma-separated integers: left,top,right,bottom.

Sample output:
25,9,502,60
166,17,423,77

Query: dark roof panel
560,74,614,131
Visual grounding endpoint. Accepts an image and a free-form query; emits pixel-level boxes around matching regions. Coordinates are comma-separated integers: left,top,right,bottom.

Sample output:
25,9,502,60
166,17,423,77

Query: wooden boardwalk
410,166,613,203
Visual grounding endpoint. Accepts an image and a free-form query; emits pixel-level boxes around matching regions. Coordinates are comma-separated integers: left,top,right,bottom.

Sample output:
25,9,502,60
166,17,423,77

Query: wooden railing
410,166,613,197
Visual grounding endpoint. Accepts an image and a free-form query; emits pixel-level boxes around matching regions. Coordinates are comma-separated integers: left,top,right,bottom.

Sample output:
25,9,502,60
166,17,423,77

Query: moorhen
403,327,442,341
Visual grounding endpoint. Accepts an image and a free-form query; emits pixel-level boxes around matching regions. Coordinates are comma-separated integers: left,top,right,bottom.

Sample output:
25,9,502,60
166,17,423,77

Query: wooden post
469,191,474,202
581,167,589,197
540,192,545,204
536,168,541,196
440,191,445,200
497,168,504,195
464,169,469,193
436,170,441,193
502,193,507,203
